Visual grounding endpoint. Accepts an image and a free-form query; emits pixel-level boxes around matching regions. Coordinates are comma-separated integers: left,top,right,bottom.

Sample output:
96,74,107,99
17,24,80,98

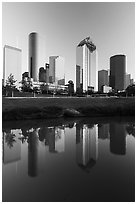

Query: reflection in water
76,124,98,172
126,123,135,136
38,126,65,153
98,124,109,139
2,120,134,167
3,130,21,164
2,117,135,202
28,129,39,177
110,123,126,155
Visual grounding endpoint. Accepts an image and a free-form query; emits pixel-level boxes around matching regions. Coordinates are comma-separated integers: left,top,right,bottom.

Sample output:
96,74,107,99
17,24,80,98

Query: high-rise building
98,70,109,92
39,67,46,82
109,54,126,91
28,32,38,81
49,56,65,85
45,63,49,83
3,45,22,86
76,37,98,92
125,73,131,89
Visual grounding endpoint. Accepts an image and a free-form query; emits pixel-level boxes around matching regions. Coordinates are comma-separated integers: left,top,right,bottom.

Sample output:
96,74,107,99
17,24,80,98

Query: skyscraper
39,67,46,82
49,56,65,85
109,54,126,91
98,70,109,92
76,37,98,92
45,63,49,83
125,73,131,89
28,32,38,81
3,45,22,86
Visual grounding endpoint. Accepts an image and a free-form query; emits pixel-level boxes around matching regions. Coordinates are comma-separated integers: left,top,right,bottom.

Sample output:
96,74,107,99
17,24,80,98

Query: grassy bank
2,97,135,120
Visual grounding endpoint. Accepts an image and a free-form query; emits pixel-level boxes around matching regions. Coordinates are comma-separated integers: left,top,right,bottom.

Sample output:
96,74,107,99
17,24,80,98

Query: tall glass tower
76,37,98,92
28,32,38,81
110,54,126,91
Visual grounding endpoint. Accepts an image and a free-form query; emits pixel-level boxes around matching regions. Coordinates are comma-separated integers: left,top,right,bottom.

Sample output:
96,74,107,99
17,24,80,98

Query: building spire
78,37,96,52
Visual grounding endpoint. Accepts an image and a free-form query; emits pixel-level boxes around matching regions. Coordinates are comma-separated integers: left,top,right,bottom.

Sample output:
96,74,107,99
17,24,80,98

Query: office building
39,63,49,83
110,54,126,91
98,70,109,92
49,56,65,85
39,67,46,82
3,45,22,86
125,73,131,88
28,32,38,81
76,37,98,92
45,63,49,83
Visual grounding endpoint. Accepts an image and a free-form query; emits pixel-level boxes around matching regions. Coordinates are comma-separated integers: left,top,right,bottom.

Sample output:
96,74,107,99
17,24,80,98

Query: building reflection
22,126,65,177
38,126,65,153
55,127,65,153
98,123,110,139
126,123,135,137
48,128,56,153
3,129,21,164
76,124,98,172
28,129,39,177
109,123,126,155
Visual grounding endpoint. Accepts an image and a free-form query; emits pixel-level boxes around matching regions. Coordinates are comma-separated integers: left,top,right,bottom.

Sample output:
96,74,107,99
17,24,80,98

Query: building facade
39,67,46,82
109,55,126,91
125,73,131,89
98,70,109,92
3,45,22,86
49,56,65,85
28,32,38,81
45,63,49,83
76,37,98,92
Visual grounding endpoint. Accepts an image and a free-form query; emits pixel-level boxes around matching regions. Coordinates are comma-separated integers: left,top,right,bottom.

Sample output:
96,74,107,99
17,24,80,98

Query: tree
5,74,17,96
5,131,16,148
40,83,49,94
68,80,74,96
126,84,135,97
20,77,33,92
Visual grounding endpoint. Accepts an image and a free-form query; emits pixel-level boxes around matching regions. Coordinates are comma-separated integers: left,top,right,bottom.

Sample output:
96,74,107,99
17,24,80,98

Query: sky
2,2,135,84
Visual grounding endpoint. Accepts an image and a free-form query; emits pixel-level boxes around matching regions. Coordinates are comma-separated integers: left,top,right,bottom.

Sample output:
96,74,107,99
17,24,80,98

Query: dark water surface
2,116,135,202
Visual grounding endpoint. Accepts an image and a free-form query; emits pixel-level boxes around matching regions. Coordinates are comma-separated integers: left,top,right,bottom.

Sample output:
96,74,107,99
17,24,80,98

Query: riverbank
2,97,135,120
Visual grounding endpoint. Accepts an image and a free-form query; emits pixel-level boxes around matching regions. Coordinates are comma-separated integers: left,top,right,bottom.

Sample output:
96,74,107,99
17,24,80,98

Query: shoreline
2,97,135,121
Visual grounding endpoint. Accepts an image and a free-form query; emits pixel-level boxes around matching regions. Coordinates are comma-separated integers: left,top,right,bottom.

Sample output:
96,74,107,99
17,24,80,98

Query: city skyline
2,2,135,84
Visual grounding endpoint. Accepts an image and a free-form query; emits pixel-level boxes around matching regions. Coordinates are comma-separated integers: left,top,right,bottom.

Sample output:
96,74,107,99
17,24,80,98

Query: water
2,116,135,202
